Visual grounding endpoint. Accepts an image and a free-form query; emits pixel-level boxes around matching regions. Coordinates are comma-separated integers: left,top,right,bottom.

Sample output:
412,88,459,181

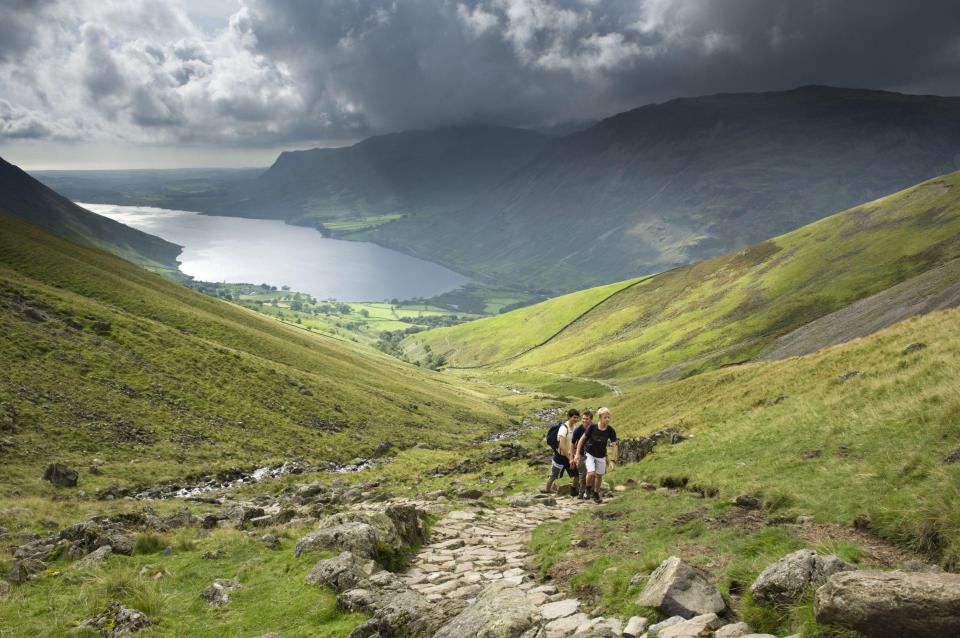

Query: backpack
546,422,563,452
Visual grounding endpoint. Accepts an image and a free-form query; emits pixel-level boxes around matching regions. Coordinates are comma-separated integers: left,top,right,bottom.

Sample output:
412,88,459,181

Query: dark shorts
550,454,577,479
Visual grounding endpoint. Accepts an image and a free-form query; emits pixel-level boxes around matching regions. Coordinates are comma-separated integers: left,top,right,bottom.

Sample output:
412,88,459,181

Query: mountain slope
0,211,503,494
0,156,181,272
401,170,960,384
369,86,960,290
209,125,550,227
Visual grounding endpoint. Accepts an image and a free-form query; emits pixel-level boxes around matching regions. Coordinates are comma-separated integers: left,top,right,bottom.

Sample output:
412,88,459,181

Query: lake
82,203,469,301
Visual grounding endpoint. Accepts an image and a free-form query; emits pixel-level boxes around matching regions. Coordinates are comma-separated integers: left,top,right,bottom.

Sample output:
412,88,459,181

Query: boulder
201,578,241,607
0,579,10,599
659,613,724,638
814,570,960,638
750,549,852,604
76,545,113,567
733,495,761,510
434,582,540,638
6,559,45,584
623,616,650,637
617,437,657,464
381,502,428,547
296,509,403,559
43,463,78,487
81,601,150,636
58,521,133,556
714,622,754,638
339,584,465,637
636,556,727,619
647,616,685,636
306,551,381,591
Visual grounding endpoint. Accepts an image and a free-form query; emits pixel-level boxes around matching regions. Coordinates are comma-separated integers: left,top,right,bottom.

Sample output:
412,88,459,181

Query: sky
2,0,960,169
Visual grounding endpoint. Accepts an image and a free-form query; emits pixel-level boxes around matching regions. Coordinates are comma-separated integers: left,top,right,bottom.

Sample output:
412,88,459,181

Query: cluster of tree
400,314,465,328
375,326,425,359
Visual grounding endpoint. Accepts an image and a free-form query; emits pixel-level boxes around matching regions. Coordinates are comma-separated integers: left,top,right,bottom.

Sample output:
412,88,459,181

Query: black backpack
546,422,563,451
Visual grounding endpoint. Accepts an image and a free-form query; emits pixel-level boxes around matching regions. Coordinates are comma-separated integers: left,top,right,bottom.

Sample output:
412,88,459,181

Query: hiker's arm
558,432,569,456
574,435,586,461
609,441,618,466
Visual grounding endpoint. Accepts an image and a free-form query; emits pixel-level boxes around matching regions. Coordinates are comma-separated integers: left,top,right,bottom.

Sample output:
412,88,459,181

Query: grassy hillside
0,211,504,496
1,157,181,273
403,171,960,385
530,304,960,636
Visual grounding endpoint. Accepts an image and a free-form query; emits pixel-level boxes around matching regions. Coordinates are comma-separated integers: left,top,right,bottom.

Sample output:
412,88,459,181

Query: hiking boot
592,492,602,504
584,487,593,500
569,485,578,497
578,491,587,500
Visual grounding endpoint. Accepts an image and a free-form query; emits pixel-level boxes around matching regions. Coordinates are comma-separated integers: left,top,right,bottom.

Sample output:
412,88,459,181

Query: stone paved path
402,494,625,637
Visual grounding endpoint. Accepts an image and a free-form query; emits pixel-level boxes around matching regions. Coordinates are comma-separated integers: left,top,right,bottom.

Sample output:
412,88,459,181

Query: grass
403,172,960,386
0,210,506,497
528,306,960,636
0,526,365,638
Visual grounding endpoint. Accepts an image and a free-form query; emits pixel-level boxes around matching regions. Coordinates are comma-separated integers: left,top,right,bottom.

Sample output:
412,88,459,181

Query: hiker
571,409,592,498
546,408,580,495
574,406,618,503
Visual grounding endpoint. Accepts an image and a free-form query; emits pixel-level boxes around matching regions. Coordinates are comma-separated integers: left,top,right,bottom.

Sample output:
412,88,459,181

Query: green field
403,172,960,386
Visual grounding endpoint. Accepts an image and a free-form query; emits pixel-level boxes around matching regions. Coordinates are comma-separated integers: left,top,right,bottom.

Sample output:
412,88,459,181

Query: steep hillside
531,304,960,635
402,171,960,383
369,86,960,290
0,212,504,495
0,157,181,272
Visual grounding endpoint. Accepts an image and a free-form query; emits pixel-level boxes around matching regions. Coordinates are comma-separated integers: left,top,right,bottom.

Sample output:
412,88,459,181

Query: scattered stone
81,601,151,636
434,582,540,638
540,598,580,620
647,616,685,636
261,534,279,547
0,580,10,599
658,613,723,638
76,545,113,567
623,615,649,637
306,551,380,591
6,559,44,584
43,463,78,487
201,549,225,560
815,570,960,638
750,549,852,604
458,488,484,500
837,370,862,383
201,578,241,607
944,449,960,465
545,611,590,637
902,341,926,354
733,495,761,510
636,556,726,619
714,622,754,638
570,538,588,548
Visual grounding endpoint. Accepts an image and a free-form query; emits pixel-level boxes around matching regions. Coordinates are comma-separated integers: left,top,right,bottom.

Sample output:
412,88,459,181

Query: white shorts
585,453,607,476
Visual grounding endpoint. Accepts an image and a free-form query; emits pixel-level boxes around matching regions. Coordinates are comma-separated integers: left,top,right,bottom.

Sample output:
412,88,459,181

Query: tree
282,285,291,291
360,309,370,318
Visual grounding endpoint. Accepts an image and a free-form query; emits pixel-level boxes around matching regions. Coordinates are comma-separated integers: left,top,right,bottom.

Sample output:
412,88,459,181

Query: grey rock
623,616,650,637
714,622,754,638
815,570,960,638
659,613,724,638
733,495,761,510
6,559,44,584
76,545,113,567
306,551,381,591
43,463,78,487
201,578,241,607
648,616,685,636
750,549,852,604
295,510,402,560
636,557,726,619
81,601,150,636
539,597,579,620
434,582,540,638
0,579,10,599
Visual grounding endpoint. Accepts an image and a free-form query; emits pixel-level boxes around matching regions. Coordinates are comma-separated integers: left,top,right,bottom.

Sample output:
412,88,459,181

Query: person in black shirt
546,408,579,495
571,409,592,499
574,406,618,503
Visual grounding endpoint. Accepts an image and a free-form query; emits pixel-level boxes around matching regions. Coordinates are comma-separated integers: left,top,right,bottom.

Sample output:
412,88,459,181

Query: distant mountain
223,124,550,226
367,86,960,291
0,156,181,272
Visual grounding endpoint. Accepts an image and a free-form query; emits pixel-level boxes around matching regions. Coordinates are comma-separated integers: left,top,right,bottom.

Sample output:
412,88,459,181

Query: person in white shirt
545,408,580,495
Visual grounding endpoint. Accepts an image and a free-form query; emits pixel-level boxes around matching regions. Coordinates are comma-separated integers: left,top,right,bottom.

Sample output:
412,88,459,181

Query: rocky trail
403,495,616,636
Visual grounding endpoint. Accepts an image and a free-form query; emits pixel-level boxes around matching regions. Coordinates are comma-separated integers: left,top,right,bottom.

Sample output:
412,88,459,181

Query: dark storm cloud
2,0,960,152
244,0,960,134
